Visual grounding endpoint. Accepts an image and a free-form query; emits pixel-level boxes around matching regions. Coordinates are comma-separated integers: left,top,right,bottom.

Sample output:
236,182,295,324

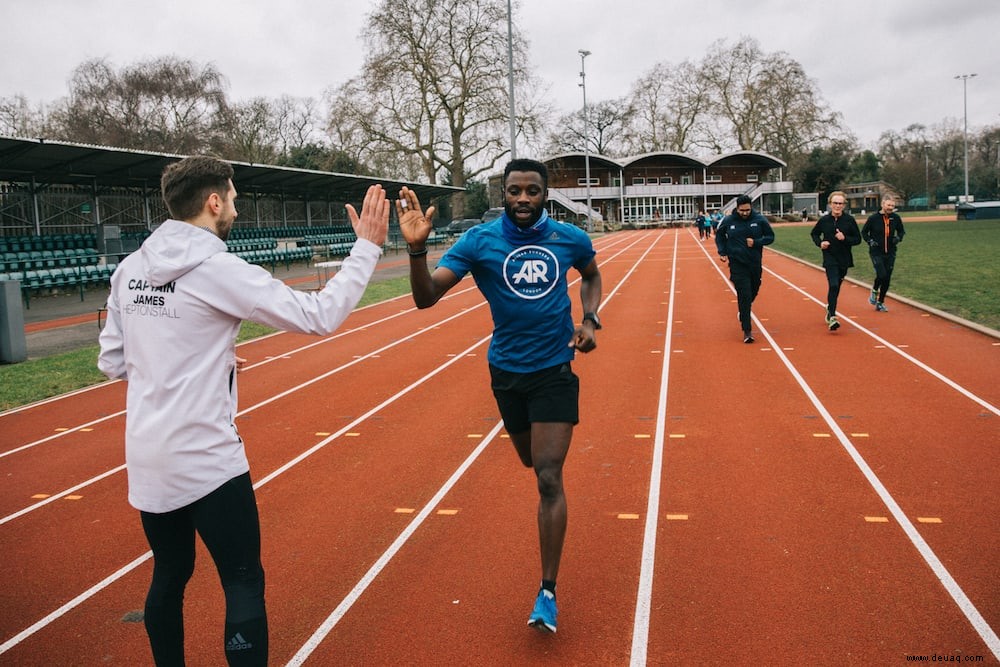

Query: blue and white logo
503,245,560,300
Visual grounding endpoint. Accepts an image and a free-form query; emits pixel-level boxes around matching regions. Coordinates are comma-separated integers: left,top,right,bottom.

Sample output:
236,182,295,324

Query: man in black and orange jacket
861,196,906,312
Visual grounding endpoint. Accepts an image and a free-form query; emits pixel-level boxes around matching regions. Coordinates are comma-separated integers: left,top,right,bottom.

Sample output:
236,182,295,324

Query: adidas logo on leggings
226,632,253,652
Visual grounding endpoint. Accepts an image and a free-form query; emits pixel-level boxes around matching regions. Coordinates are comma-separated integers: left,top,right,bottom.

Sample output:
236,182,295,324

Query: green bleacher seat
50,267,69,289
24,270,41,291
37,269,54,289
78,265,96,286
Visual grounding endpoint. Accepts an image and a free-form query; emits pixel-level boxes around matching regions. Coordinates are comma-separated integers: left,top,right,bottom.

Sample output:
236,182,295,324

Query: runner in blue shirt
396,158,602,634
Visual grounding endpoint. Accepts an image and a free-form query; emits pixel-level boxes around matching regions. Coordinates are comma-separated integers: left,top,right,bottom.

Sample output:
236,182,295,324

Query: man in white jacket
98,156,388,666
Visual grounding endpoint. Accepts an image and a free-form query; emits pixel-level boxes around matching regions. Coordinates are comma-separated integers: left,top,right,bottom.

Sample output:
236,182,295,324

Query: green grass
899,209,955,218
770,218,1000,331
0,275,416,412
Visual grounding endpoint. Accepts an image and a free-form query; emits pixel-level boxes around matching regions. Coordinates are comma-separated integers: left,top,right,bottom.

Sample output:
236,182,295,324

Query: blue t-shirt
438,211,596,373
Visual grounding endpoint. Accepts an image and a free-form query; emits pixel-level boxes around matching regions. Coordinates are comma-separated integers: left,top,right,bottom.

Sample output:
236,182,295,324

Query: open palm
396,186,436,247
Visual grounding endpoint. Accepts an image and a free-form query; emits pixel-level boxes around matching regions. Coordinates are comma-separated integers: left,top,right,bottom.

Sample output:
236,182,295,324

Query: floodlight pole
924,145,930,207
579,49,593,232
955,73,977,202
507,0,516,160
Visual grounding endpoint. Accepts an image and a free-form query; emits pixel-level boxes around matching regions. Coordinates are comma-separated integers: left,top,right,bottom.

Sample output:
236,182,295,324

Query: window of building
706,174,722,183
577,177,599,186
662,176,673,184
633,177,646,185
746,174,759,182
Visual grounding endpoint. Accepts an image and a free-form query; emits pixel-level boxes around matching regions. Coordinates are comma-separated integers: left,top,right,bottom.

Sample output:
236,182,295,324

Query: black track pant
823,264,849,317
140,472,268,666
870,252,896,302
729,261,762,333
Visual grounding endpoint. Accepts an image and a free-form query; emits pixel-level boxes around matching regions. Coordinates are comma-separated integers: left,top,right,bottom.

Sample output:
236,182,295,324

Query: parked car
481,207,504,223
445,218,481,236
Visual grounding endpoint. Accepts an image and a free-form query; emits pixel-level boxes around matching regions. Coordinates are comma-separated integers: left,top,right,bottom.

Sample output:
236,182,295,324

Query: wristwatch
582,311,602,330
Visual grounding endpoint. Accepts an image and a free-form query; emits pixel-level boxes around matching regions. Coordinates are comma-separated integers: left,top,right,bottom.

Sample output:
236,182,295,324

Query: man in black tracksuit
810,190,861,331
861,196,906,312
716,194,775,343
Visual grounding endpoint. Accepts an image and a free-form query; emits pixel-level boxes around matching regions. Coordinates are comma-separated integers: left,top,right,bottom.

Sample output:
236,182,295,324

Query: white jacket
98,220,381,513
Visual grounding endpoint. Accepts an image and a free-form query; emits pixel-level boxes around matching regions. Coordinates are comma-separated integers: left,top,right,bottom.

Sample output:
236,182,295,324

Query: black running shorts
489,362,580,434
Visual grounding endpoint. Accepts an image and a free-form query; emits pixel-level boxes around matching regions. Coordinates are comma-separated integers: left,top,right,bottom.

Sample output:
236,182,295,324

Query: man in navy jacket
716,195,775,343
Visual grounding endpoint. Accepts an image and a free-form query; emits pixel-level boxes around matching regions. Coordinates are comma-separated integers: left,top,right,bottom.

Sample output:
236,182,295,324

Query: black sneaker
743,332,755,344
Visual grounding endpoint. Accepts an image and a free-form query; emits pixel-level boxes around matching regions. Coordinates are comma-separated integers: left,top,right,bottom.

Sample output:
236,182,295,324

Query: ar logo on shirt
503,245,560,300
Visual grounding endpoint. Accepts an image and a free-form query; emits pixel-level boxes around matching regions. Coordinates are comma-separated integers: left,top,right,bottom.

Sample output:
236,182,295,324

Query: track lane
640,231,999,661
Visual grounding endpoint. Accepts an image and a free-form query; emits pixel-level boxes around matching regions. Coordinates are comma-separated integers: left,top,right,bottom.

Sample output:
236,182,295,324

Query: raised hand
396,187,436,249
346,184,390,247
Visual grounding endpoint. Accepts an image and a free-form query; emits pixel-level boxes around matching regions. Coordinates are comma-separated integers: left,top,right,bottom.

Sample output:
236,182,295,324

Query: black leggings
140,472,267,666
870,252,896,302
824,264,849,317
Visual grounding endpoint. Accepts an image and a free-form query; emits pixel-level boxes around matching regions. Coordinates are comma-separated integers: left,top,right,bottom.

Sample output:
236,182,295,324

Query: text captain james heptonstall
124,279,180,318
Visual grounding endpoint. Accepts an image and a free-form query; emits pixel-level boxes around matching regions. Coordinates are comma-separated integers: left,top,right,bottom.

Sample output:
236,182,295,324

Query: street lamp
955,73,977,202
579,49,593,232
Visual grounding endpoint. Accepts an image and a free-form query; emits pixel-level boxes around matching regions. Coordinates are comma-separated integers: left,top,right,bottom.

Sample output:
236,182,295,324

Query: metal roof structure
0,135,461,203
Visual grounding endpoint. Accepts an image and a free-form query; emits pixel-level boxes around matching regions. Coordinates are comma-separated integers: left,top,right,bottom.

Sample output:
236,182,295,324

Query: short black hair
504,158,548,190
735,195,753,207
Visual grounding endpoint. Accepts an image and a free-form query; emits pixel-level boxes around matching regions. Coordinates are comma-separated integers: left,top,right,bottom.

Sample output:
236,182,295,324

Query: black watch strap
583,311,602,329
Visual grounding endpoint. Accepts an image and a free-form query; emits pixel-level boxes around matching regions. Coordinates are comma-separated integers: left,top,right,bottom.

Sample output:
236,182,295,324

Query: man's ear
206,192,222,215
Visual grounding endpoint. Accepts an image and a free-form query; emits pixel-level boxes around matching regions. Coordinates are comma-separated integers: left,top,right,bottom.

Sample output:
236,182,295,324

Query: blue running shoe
527,589,557,633
869,290,878,306
875,302,888,312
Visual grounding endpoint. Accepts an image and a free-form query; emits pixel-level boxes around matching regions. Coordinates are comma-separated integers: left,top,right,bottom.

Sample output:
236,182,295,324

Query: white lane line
630,230,678,666
285,420,506,667
0,464,125,527
0,232,651,654
696,238,1000,662
763,264,999,417
0,552,152,655
756,321,1000,661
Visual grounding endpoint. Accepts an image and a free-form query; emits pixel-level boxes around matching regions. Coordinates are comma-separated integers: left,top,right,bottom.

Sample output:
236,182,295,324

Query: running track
1,229,997,665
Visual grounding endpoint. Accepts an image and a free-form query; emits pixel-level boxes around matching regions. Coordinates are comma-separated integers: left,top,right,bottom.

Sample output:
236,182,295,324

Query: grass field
769,218,1000,332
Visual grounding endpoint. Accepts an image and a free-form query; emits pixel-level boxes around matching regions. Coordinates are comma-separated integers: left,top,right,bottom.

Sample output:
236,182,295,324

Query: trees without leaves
323,0,539,216
46,56,228,154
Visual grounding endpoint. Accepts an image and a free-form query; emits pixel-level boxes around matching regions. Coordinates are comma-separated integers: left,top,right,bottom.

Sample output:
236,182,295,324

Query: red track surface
1,229,998,665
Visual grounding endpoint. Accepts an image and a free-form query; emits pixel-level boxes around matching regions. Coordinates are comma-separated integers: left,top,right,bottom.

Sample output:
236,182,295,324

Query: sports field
770,217,1000,332
1,228,997,664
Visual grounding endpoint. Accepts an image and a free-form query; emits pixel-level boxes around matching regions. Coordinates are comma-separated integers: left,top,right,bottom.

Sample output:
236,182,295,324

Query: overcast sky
3,0,998,153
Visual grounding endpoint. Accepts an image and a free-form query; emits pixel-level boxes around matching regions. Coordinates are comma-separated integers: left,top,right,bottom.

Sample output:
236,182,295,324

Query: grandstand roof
0,136,461,203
